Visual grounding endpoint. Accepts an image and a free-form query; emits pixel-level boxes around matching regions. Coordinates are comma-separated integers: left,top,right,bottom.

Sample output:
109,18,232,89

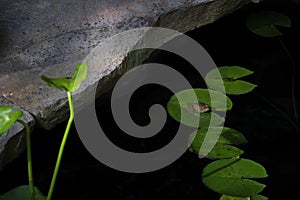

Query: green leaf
223,81,256,95
246,11,291,37
190,127,247,146
206,66,257,95
203,143,243,159
41,76,72,91
71,62,88,92
206,66,254,80
0,106,23,135
189,127,247,159
41,62,87,92
1,185,46,200
220,195,249,200
251,194,268,200
167,89,231,127
202,158,268,197
169,88,233,111
220,194,268,200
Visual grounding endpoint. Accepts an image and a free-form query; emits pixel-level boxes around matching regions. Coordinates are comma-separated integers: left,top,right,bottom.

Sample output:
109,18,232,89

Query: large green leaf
0,185,46,200
0,106,23,135
189,127,247,159
167,89,231,127
220,195,249,200
71,62,88,91
201,143,243,159
246,11,291,37
41,76,72,91
220,194,268,200
251,194,268,200
41,62,87,92
190,127,247,146
206,66,257,95
224,81,256,95
202,158,268,197
206,66,254,80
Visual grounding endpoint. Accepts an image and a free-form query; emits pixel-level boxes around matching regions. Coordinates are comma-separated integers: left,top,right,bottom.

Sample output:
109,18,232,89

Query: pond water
1,0,300,199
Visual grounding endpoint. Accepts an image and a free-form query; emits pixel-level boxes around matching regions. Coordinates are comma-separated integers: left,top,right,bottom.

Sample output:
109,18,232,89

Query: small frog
189,102,210,113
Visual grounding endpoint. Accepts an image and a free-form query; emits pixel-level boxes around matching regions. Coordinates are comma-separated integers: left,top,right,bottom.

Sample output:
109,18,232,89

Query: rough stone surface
0,0,259,169
0,0,258,129
0,97,35,171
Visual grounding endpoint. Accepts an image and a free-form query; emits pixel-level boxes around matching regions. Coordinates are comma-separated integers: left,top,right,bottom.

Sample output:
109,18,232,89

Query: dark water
1,0,300,199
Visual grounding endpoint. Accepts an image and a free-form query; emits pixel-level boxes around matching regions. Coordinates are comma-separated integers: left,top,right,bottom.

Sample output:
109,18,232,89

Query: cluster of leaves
167,65,268,199
0,62,87,200
167,10,293,199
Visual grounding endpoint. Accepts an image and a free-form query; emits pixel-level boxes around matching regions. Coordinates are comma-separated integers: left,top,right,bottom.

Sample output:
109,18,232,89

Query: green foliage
220,194,268,200
0,106,23,135
0,185,46,200
202,158,268,197
220,195,249,200
246,11,291,37
189,127,247,159
198,143,243,159
250,194,268,200
0,62,87,200
0,107,35,200
41,62,87,92
167,88,232,127
205,66,257,95
168,88,233,111
167,65,267,199
41,63,87,200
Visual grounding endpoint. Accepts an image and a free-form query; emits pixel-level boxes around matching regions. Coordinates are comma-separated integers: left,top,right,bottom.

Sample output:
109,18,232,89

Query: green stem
47,92,74,200
18,119,34,200
278,37,299,127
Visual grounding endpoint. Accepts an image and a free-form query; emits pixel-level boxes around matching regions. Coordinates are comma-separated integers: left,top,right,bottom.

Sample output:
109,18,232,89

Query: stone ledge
0,0,259,170
0,0,256,129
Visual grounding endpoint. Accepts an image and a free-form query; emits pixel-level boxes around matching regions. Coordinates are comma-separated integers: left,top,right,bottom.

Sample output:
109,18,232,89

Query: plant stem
18,119,34,200
47,92,74,200
278,37,299,127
